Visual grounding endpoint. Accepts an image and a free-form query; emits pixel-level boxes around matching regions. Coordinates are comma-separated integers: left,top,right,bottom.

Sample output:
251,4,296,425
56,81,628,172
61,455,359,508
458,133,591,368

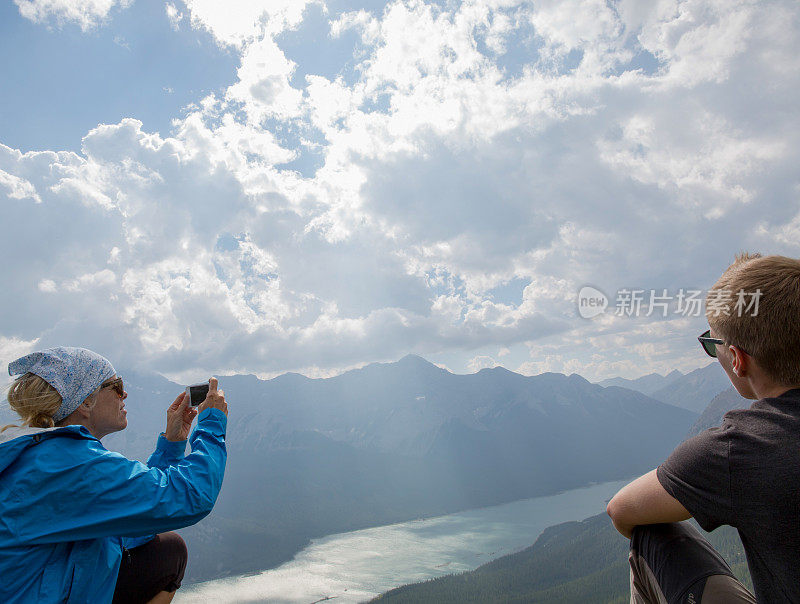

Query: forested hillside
372,513,751,603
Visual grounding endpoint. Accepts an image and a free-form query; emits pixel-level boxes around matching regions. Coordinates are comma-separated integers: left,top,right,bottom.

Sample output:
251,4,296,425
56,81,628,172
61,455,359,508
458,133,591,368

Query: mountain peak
343,354,448,381
399,353,431,365
273,371,311,383
567,373,590,384
476,365,513,374
396,354,451,373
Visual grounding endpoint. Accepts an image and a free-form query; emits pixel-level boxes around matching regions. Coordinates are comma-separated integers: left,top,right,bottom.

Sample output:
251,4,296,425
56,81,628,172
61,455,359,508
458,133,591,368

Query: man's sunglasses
698,330,725,358
698,330,750,358
100,377,125,398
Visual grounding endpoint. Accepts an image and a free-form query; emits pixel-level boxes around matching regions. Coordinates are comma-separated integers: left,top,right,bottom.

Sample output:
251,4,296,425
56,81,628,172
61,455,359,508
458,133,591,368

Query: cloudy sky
1,0,798,383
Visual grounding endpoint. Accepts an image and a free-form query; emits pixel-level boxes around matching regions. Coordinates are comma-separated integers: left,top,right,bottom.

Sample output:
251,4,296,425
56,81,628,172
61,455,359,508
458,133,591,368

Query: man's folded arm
607,469,692,538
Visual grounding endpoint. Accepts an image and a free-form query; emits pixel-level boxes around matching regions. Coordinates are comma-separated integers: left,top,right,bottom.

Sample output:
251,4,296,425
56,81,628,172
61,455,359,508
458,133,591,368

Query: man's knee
630,523,736,602
631,522,704,554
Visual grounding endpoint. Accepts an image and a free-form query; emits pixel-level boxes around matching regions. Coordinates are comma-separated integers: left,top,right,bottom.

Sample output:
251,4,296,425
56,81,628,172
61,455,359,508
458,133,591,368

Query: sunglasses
698,330,750,358
698,330,725,357
100,377,125,398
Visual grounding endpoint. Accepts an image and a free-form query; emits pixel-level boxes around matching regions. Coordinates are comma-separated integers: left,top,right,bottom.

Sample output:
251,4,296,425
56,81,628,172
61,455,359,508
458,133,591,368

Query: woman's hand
164,391,198,442
197,377,228,417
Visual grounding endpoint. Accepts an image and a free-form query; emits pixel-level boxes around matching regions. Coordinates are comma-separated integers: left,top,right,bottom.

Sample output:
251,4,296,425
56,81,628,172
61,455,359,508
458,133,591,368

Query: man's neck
752,382,800,400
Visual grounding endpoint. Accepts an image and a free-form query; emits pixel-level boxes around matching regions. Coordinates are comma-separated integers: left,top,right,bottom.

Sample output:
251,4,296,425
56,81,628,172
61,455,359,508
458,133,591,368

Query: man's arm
607,469,692,538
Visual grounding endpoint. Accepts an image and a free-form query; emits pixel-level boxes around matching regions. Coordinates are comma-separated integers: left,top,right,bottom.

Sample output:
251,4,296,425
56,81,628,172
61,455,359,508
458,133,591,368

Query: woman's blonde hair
1,373,100,433
2,372,62,432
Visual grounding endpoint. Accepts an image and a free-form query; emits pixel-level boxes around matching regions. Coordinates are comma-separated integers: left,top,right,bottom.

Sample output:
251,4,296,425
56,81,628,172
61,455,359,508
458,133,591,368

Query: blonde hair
706,252,800,386
1,373,98,433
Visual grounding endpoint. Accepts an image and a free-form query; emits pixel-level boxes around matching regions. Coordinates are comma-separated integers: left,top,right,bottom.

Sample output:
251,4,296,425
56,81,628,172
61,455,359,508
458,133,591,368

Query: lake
176,478,630,603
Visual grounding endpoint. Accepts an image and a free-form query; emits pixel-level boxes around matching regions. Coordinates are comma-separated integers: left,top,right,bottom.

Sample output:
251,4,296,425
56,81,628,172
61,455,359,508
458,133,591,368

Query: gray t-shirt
657,388,800,603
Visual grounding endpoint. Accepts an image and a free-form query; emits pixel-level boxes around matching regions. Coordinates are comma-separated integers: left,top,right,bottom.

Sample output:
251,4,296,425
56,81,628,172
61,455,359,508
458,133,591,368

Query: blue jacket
0,408,227,603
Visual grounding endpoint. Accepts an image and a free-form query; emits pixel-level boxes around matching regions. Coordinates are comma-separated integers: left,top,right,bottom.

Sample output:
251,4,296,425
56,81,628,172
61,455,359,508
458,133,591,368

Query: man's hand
164,392,198,442
197,377,228,417
607,469,692,538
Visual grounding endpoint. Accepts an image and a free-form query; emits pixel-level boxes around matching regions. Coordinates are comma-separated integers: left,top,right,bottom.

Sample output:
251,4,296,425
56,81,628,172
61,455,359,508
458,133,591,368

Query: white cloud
165,2,183,31
0,336,41,388
597,111,786,218
182,0,317,47
63,269,116,292
329,10,380,44
529,0,625,76
517,315,712,381
225,36,305,123
38,279,57,293
14,0,132,31
0,169,41,203
467,355,499,372
634,0,756,88
754,186,800,251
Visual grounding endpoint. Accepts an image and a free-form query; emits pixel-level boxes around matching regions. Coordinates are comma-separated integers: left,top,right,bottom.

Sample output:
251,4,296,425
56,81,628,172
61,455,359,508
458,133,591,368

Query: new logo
577,286,608,319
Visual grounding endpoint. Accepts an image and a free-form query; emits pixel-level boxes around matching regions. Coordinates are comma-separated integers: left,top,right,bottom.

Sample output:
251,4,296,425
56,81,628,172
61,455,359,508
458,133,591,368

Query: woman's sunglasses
100,377,125,398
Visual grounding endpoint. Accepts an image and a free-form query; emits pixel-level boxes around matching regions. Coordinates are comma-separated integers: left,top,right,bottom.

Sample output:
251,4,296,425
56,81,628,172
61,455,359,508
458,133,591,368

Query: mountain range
372,363,755,603
598,369,685,397
598,362,731,413
1,355,707,583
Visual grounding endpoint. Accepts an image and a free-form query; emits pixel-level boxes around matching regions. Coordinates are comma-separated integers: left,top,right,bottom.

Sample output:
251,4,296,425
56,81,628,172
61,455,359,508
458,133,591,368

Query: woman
0,346,228,603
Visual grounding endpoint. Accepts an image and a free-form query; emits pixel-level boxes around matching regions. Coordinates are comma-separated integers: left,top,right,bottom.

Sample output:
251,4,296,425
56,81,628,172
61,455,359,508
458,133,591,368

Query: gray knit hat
8,347,116,422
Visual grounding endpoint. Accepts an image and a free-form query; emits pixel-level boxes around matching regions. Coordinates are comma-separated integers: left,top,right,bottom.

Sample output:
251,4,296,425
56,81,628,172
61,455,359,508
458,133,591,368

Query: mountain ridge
0,354,700,584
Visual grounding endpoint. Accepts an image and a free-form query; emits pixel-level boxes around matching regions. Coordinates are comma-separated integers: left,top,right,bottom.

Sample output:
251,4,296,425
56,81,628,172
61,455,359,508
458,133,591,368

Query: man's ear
729,345,750,377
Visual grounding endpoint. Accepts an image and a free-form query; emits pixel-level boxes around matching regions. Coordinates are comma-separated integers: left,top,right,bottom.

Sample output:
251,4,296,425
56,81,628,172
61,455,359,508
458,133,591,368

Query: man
607,253,800,603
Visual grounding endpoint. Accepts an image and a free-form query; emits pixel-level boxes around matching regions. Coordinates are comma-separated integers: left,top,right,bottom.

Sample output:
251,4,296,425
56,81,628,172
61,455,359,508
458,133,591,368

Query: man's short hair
706,252,800,386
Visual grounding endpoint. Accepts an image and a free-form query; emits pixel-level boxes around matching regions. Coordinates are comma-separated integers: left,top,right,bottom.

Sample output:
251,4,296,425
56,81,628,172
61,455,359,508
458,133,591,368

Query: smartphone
185,382,210,406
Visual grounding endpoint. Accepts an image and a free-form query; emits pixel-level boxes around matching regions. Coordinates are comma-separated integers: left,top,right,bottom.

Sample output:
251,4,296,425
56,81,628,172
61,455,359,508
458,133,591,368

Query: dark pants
112,532,188,604
629,522,755,604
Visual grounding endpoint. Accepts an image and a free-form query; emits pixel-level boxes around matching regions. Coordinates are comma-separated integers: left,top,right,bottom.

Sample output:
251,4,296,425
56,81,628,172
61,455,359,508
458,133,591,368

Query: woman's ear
77,397,94,419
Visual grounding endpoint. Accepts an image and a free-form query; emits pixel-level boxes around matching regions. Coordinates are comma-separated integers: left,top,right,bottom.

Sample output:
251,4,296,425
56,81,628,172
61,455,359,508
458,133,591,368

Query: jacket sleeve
146,433,188,471
115,432,192,547
9,408,227,545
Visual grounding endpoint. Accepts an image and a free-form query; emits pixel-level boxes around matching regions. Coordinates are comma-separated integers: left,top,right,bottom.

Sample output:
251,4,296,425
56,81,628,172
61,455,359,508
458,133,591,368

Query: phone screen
187,383,210,406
